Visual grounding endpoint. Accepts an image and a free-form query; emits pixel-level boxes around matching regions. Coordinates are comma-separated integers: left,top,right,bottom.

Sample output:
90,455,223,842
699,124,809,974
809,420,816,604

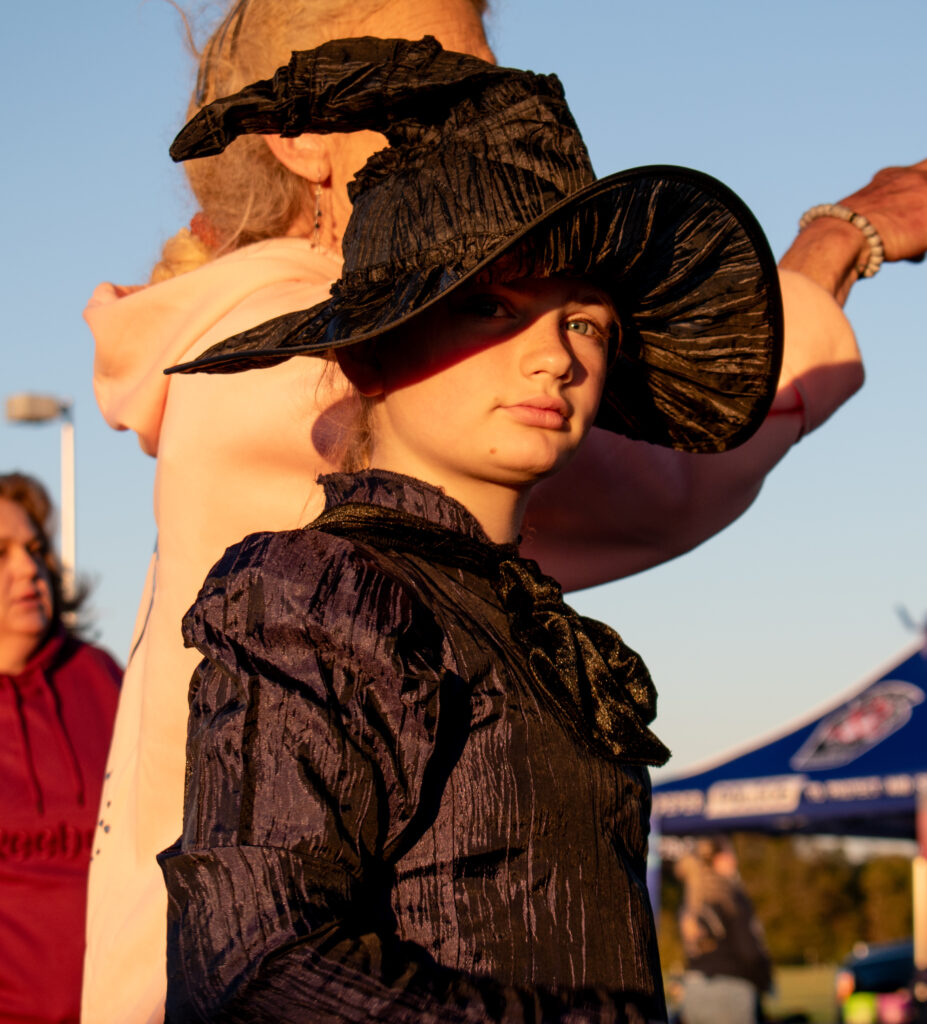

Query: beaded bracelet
798,203,885,278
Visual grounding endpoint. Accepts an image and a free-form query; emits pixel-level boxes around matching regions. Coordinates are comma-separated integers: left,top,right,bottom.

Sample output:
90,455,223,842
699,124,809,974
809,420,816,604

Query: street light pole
60,404,75,604
5,393,76,604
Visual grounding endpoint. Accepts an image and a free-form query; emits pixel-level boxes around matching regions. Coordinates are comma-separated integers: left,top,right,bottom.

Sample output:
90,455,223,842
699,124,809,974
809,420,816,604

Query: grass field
767,964,838,1023
664,964,838,1024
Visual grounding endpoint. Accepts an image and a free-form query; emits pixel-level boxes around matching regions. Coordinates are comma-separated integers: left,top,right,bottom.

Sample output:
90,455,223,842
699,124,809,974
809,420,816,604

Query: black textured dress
159,470,670,1023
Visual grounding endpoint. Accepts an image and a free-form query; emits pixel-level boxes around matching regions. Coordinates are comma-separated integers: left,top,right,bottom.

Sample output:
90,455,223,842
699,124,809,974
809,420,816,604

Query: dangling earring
312,184,323,249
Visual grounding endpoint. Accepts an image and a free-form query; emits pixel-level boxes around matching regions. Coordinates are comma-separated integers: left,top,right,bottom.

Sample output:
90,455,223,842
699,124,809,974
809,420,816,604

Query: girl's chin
402,442,581,494
479,458,574,488
489,447,580,481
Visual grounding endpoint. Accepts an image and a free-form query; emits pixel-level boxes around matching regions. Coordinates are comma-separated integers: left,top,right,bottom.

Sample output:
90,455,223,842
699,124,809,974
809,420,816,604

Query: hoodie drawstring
7,678,46,815
41,670,87,808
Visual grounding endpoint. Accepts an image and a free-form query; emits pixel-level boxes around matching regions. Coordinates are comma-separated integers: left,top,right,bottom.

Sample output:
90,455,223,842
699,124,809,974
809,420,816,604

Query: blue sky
2,0,925,775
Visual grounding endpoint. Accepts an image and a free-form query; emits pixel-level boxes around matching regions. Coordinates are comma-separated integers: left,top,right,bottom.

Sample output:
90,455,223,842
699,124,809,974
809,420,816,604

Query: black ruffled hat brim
167,163,781,453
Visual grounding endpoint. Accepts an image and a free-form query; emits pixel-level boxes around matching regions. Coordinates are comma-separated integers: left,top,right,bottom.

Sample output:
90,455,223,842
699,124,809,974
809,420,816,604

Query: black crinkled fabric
159,470,668,1023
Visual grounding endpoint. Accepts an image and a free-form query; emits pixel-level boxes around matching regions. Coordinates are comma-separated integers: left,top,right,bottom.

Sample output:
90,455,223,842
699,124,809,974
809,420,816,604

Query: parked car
835,940,915,1024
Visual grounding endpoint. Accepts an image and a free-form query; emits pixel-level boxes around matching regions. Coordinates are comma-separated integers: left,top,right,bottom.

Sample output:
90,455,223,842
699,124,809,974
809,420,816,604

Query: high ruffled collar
312,470,669,767
319,469,514,552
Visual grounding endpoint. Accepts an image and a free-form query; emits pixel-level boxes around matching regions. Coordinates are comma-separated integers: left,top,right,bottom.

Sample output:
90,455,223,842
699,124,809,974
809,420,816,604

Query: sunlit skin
0,498,54,674
339,275,616,544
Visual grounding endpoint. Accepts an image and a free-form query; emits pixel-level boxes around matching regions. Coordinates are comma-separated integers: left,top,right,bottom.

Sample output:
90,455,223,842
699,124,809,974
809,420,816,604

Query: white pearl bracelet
798,203,885,278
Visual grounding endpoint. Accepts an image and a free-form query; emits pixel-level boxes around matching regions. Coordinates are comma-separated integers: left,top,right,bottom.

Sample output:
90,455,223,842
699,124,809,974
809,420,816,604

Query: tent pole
917,794,927,971
913,792,927,1020
914,858,927,968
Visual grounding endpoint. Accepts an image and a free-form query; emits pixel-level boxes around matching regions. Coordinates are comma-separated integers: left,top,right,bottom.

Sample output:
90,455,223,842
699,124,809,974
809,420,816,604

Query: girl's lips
502,396,569,429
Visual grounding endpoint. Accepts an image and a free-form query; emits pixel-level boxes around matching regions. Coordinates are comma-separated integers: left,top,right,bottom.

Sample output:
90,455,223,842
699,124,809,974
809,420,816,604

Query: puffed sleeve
159,529,657,1024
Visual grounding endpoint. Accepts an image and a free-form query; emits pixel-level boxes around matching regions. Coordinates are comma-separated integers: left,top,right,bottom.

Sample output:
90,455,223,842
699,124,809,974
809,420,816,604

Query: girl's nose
519,316,573,381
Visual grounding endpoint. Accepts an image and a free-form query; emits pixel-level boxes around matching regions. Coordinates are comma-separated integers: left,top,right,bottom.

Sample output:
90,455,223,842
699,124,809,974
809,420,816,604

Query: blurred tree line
657,834,912,969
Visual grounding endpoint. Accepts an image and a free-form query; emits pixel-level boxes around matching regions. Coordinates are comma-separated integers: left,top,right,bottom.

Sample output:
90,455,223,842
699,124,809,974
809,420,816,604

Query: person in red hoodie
0,472,121,1024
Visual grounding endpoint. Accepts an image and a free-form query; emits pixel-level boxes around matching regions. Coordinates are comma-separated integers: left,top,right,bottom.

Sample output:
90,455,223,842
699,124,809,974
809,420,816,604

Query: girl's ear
336,342,384,397
264,134,332,184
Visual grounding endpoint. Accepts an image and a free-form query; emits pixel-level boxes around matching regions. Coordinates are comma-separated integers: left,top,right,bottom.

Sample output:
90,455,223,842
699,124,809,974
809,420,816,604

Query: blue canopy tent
652,642,927,839
650,642,927,1000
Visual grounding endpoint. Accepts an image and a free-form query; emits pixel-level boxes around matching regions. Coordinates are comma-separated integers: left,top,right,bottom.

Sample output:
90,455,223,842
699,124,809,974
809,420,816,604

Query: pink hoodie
84,238,344,1024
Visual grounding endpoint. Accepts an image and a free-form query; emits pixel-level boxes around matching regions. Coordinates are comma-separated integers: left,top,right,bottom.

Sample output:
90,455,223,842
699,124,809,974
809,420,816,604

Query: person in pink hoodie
0,472,121,1024
82,2,927,1022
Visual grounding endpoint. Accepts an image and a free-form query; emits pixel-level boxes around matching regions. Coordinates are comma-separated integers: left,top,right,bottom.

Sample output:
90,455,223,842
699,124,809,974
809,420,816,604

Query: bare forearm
779,218,866,306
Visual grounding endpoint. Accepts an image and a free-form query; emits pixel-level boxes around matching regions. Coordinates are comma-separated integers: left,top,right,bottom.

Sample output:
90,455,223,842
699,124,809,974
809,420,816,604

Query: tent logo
790,681,924,770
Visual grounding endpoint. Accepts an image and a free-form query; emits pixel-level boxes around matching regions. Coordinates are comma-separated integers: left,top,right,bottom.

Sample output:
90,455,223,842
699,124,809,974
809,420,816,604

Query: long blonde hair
152,0,488,282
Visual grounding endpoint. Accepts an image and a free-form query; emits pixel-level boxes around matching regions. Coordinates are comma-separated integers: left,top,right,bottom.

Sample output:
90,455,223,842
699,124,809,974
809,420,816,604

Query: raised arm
523,160,927,590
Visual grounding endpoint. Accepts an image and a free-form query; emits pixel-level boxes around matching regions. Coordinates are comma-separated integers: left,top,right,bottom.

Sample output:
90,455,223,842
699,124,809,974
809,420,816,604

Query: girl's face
351,275,615,501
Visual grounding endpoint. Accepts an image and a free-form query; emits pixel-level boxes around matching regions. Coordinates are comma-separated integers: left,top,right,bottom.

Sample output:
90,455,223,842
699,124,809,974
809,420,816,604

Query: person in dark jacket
0,471,121,1023
157,37,786,1023
676,839,772,1024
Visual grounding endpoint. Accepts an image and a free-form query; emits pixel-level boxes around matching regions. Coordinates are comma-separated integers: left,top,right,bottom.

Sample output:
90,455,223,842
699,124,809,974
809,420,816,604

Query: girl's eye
462,295,510,319
565,317,608,342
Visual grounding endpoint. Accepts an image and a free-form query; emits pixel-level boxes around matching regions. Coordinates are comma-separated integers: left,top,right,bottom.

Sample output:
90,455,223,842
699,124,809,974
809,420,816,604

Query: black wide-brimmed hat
167,36,782,453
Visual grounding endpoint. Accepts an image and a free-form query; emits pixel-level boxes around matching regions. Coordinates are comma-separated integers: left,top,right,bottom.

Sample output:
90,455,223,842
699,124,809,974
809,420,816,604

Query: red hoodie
0,631,121,1023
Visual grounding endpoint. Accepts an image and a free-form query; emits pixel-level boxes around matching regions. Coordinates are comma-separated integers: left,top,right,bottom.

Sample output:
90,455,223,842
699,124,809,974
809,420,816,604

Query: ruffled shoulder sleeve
179,527,448,862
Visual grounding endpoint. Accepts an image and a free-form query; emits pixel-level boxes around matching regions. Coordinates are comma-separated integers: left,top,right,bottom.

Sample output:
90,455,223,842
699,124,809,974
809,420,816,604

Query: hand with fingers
781,157,927,304
841,158,927,264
